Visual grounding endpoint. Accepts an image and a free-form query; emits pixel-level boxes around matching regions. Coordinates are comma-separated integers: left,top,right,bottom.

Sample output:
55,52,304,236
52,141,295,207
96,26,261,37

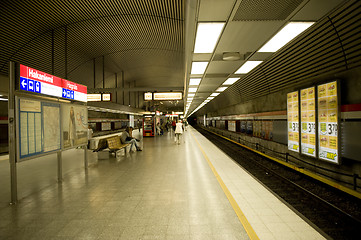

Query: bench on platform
97,134,130,160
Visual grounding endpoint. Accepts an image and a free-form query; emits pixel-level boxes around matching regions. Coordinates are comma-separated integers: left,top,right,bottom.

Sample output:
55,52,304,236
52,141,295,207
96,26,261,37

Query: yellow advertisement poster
318,81,338,163
300,87,316,157
287,91,299,152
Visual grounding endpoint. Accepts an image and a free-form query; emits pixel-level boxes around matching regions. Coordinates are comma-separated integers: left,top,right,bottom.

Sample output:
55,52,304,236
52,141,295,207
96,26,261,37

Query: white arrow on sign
63,89,67,96
21,79,27,88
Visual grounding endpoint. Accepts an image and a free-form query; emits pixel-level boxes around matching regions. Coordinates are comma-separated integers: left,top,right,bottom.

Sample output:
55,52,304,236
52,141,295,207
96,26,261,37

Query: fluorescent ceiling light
235,61,262,74
223,78,239,85
0,98,8,101
188,93,195,97
207,97,214,100
216,87,227,92
258,22,315,52
211,93,220,97
194,23,225,53
191,62,208,75
188,87,197,93
189,78,201,86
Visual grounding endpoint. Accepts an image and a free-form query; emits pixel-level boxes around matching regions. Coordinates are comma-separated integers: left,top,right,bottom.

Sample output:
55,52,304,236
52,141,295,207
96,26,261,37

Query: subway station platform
0,126,325,240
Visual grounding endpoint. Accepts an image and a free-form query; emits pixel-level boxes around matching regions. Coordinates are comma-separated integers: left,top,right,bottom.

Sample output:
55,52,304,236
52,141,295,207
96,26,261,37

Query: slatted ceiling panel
232,0,303,21
200,0,361,115
0,0,184,99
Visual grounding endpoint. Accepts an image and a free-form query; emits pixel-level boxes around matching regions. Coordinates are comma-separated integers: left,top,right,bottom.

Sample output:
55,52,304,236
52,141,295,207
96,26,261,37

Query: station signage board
287,91,299,152
87,94,102,101
19,64,87,102
153,92,182,100
102,93,111,101
144,92,153,101
317,81,339,163
300,87,316,157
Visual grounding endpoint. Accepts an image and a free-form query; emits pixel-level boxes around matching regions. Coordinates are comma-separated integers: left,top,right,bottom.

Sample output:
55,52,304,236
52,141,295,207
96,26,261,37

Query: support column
9,61,17,204
57,151,62,182
84,145,88,169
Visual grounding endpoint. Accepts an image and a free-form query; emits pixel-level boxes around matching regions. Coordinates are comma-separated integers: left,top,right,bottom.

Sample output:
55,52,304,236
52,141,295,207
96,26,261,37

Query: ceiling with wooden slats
1,0,357,115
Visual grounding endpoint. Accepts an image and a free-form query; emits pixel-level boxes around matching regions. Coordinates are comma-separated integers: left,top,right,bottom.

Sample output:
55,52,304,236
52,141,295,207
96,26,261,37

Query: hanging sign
19,64,87,102
317,81,339,163
300,87,316,157
287,91,299,152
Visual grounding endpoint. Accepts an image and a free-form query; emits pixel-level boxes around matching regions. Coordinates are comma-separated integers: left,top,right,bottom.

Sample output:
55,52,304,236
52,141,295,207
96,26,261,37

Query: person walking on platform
172,120,176,132
122,126,142,151
174,120,184,144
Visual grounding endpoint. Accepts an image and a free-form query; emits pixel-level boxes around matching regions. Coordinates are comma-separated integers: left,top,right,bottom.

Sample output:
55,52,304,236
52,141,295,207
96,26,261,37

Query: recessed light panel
258,22,315,52
194,23,225,53
189,78,201,86
235,61,263,74
191,62,208,75
223,78,239,85
216,87,227,92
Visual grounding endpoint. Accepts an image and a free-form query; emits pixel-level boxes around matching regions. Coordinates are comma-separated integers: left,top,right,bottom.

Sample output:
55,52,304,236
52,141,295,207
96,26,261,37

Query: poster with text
61,104,88,149
287,91,299,152
318,81,339,163
300,87,316,157
228,121,236,132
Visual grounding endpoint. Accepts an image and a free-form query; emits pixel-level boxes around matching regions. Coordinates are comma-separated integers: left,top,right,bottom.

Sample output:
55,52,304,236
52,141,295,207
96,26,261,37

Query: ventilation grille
201,0,361,115
233,0,303,21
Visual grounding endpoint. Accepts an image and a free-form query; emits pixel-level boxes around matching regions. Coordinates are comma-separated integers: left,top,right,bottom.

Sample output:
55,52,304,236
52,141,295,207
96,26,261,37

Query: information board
318,81,339,163
300,87,316,157
42,103,61,152
61,104,88,149
287,91,299,152
18,98,61,160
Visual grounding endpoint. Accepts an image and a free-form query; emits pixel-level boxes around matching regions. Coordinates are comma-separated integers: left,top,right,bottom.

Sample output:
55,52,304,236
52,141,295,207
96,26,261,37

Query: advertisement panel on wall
18,98,61,160
300,87,316,157
318,81,339,163
287,91,299,152
61,104,88,149
228,121,236,132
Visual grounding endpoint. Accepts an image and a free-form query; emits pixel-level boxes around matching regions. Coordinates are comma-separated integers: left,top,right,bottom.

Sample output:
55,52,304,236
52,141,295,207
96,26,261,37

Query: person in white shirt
174,120,184,144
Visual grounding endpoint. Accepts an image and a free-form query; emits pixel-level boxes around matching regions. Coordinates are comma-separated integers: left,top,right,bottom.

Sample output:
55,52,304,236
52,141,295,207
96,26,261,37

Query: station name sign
19,64,87,102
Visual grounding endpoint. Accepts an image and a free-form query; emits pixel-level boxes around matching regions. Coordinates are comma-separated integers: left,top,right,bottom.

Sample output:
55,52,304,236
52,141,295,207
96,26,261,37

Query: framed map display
17,97,61,160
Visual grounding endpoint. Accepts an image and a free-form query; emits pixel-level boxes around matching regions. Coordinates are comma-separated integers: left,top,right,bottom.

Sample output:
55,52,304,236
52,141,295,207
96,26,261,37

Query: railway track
195,126,361,240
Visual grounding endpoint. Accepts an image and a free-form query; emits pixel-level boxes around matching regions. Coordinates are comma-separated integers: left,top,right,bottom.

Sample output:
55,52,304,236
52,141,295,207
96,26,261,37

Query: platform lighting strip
216,87,227,92
194,22,225,53
189,78,201,86
223,78,239,85
258,22,315,52
191,62,208,75
235,61,263,74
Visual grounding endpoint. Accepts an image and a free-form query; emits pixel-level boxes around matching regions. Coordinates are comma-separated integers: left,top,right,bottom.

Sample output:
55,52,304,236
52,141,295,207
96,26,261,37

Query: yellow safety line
190,130,260,240
204,127,361,200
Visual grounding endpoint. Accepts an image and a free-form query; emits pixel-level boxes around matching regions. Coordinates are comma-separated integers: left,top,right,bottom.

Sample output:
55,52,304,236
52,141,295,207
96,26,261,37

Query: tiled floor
0,128,249,240
189,128,326,240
